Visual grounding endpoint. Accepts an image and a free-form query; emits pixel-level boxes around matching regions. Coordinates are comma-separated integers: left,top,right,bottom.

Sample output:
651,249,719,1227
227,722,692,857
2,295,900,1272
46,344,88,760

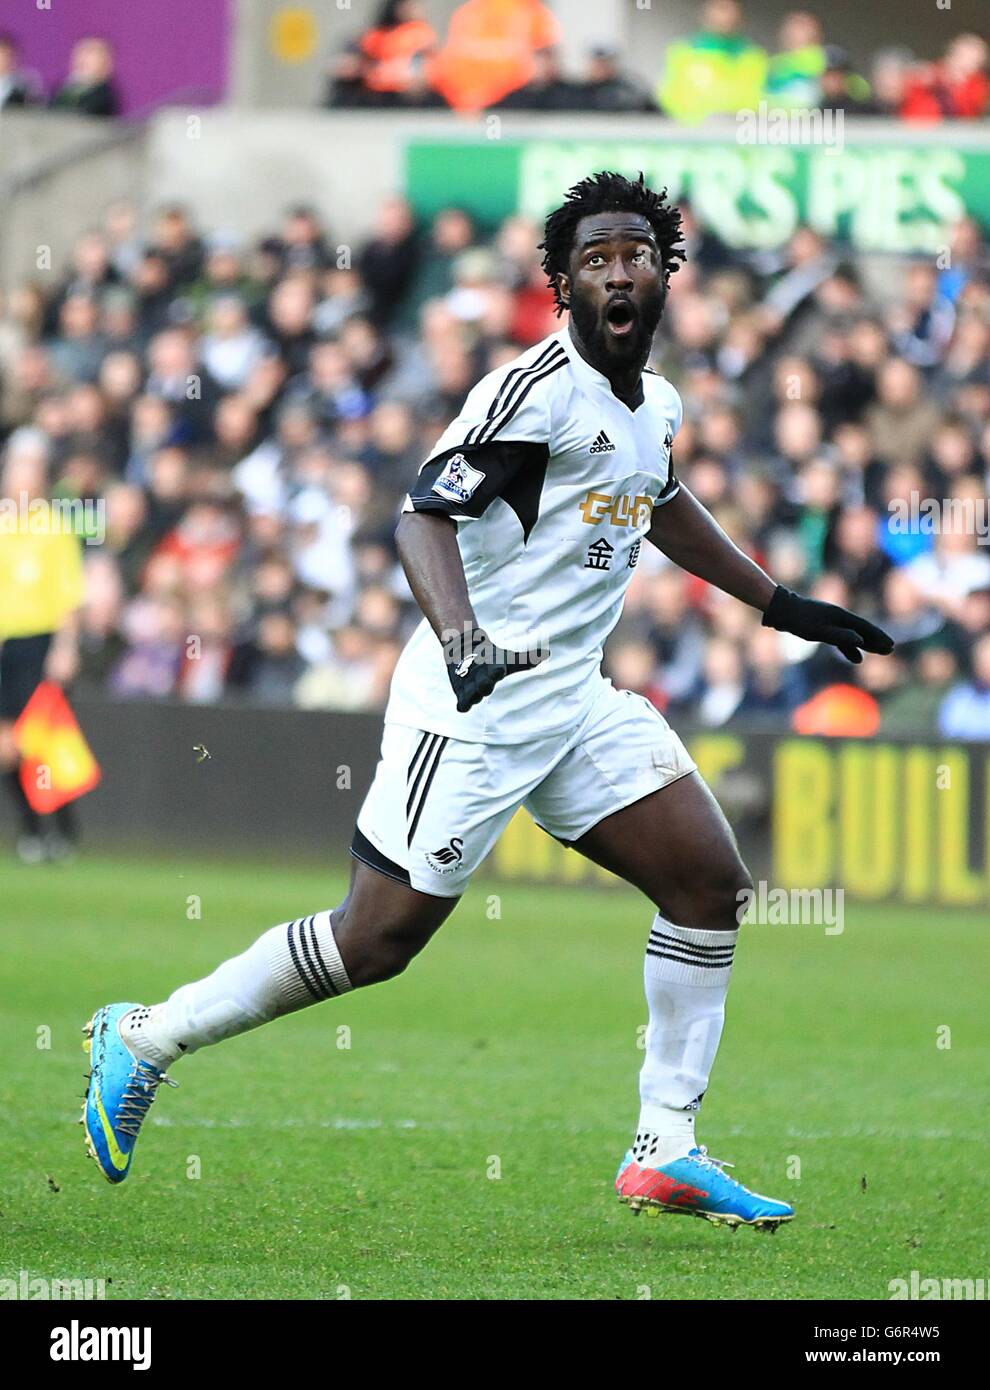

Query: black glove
762,585,894,664
445,628,547,713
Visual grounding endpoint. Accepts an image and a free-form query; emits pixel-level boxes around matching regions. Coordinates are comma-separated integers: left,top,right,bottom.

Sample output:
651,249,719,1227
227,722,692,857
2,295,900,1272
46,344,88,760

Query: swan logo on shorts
425,836,464,874
431,453,486,505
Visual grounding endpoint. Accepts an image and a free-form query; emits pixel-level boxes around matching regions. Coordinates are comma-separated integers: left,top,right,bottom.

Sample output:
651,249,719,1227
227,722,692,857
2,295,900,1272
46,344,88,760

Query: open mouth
605,299,636,338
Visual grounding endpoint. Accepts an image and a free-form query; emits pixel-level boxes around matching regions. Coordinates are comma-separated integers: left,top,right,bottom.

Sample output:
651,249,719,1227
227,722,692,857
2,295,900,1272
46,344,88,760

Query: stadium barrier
3,698,986,909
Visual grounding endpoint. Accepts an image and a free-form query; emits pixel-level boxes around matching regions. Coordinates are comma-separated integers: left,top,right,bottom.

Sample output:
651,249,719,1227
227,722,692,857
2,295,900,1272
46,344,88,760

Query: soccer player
84,173,893,1227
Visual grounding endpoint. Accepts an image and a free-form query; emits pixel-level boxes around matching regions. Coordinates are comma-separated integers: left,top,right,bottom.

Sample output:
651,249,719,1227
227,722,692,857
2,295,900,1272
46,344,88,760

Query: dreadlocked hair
539,170,686,317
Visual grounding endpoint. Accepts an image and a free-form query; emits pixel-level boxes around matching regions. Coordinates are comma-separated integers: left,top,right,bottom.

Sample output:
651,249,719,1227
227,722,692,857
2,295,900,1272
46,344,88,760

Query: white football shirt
386,327,683,743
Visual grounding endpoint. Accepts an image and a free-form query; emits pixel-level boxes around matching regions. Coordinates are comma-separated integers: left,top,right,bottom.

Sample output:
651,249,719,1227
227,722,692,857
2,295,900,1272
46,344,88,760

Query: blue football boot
81,1003,176,1183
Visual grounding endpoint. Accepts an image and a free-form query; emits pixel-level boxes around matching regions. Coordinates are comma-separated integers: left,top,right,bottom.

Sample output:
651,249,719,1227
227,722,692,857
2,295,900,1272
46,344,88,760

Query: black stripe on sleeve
407,439,550,530
473,351,565,445
464,342,564,446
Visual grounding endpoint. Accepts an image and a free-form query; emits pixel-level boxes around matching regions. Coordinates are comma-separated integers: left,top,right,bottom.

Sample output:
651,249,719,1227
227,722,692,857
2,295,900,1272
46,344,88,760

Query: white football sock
635,914,737,1166
121,910,352,1064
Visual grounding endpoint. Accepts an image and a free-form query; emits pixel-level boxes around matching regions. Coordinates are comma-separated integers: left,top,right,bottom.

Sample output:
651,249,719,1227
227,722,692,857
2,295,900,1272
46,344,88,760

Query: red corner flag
12,681,101,813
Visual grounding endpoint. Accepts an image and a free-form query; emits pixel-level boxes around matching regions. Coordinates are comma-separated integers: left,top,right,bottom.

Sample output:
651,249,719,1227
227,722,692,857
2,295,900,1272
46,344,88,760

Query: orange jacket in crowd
361,18,438,94
429,0,562,111
792,684,881,738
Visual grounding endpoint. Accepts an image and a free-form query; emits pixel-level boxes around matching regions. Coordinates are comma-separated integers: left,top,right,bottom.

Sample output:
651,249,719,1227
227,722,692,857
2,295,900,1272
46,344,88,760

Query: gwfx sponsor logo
578,490,653,529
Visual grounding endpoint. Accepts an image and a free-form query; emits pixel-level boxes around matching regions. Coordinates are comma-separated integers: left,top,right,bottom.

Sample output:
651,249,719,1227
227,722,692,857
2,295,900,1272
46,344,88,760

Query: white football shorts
352,680,697,897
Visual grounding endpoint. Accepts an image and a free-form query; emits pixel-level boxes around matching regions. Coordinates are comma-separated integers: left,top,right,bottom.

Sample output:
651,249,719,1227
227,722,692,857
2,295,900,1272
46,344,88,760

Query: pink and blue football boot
616,1146,794,1231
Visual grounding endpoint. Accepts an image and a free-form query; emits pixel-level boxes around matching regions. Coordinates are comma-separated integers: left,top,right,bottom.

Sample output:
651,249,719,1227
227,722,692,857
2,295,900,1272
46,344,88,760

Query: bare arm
395,511,477,649
647,483,894,661
394,509,546,709
647,483,775,611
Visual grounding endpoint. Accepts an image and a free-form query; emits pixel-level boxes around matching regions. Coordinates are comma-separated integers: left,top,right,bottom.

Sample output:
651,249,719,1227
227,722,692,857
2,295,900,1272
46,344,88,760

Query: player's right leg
82,858,457,1183
81,719,547,1184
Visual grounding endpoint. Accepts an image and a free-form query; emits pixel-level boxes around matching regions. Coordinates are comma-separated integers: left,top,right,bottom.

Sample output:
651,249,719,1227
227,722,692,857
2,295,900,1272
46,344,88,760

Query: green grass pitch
2,854,987,1300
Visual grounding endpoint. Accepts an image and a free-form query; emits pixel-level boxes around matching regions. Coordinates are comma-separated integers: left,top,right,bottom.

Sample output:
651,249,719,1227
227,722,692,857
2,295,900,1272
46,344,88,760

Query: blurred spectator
901,33,989,121
818,45,873,115
199,296,270,392
50,36,118,117
429,0,562,112
494,45,581,110
659,0,766,123
881,643,957,734
357,196,420,327
866,359,943,469
696,636,746,726
581,45,655,113
765,10,826,110
150,206,205,290
938,633,990,738
357,0,439,107
738,626,807,720
324,42,377,109
270,207,332,276
0,33,37,108
864,46,915,117
887,261,955,369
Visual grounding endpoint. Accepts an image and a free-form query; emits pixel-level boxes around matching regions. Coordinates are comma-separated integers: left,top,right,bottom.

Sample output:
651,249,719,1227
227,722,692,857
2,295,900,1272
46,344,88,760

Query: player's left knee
672,860,752,932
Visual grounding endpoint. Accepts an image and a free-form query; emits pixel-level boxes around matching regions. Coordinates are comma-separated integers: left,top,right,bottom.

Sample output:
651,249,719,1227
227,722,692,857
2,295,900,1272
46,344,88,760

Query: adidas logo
589,431,616,454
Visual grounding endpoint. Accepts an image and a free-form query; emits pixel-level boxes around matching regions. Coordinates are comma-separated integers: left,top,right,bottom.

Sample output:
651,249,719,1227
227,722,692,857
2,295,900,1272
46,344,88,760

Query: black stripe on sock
646,947,735,969
647,940,735,963
287,918,323,1001
296,914,332,1002
303,915,338,999
649,930,736,956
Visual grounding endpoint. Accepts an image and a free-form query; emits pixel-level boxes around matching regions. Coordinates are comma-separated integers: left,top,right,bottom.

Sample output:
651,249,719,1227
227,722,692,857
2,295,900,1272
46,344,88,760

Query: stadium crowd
1,191,990,737
2,3,987,123
323,0,989,122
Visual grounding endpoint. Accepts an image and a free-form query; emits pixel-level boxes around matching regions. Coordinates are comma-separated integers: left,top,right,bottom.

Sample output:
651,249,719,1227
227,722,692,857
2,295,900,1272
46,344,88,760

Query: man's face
559,211,666,368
